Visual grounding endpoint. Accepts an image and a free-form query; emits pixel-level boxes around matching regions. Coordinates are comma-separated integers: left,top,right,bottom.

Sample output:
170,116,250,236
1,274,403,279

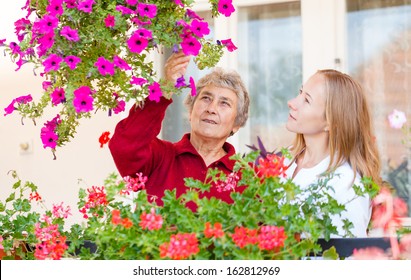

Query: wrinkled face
190,85,240,141
286,73,328,135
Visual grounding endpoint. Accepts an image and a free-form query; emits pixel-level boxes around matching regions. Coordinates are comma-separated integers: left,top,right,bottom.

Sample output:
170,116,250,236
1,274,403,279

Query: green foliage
70,152,374,260
2,0,227,153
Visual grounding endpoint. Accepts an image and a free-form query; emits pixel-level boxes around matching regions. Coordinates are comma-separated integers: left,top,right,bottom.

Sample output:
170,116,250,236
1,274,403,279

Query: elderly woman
109,51,250,210
285,69,382,237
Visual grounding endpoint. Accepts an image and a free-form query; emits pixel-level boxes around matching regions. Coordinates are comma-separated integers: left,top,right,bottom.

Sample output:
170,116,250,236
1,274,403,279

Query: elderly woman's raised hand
164,51,191,86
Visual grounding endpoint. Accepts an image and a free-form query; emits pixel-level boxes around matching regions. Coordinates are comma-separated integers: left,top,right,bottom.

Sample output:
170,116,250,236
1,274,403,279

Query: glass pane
162,11,214,142
237,2,302,153
347,0,411,212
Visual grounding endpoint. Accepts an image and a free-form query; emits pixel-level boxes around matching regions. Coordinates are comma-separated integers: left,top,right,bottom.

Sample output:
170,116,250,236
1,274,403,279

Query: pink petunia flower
148,82,162,102
42,81,53,91
138,3,157,18
113,100,126,114
189,76,196,96
37,32,55,52
77,0,95,13
43,53,63,73
40,128,59,149
94,57,115,76
116,5,134,15
218,0,235,17
64,0,77,9
37,15,59,34
60,26,80,42
104,14,115,28
4,100,17,116
174,0,184,7
190,19,210,38
130,76,147,86
73,86,94,113
388,109,407,129
186,9,203,20
126,0,138,5
127,33,149,54
64,55,81,70
220,38,237,52
181,36,201,56
113,55,131,70
50,87,66,106
46,0,64,17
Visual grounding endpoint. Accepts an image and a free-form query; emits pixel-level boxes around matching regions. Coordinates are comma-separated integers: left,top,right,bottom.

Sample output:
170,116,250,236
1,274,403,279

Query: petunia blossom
73,86,94,113
94,57,115,76
126,0,138,5
4,100,17,116
46,0,64,17
388,109,407,129
77,0,95,13
43,53,63,73
189,76,196,96
113,100,126,114
138,3,157,18
116,5,134,15
64,55,81,70
37,15,59,34
181,36,201,56
175,75,186,88
148,82,162,102
218,0,235,17
130,76,147,86
40,128,59,149
220,38,237,52
127,33,149,54
104,14,115,28
190,19,210,38
60,26,80,42
113,55,131,70
64,0,77,9
50,87,66,106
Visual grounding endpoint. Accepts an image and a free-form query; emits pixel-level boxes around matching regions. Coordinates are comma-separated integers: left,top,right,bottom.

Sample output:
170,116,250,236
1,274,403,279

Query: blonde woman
285,69,381,237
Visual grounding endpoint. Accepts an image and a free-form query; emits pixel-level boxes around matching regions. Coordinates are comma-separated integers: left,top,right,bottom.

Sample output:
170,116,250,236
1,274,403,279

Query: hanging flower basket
1,0,237,158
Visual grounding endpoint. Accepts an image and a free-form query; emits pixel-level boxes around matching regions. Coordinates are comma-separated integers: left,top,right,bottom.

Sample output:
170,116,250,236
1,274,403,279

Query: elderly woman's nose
206,100,218,113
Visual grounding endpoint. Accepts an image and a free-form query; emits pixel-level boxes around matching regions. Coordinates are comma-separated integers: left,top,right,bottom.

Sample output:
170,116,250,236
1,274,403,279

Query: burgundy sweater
109,97,240,210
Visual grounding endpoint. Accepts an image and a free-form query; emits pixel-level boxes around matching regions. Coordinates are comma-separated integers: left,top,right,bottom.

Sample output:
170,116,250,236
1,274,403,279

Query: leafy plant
1,0,236,158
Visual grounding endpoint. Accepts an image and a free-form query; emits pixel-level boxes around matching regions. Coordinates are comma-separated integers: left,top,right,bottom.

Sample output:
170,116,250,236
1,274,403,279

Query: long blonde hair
290,69,382,185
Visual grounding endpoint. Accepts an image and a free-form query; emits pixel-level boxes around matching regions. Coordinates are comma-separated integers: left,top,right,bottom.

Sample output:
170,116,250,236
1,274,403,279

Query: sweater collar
175,133,236,170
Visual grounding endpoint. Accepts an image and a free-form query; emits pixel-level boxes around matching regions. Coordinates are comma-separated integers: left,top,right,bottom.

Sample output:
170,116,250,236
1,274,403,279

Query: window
237,2,302,152
346,0,411,212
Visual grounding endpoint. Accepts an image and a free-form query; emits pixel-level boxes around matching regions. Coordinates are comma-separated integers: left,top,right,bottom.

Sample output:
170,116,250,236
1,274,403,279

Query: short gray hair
184,67,250,127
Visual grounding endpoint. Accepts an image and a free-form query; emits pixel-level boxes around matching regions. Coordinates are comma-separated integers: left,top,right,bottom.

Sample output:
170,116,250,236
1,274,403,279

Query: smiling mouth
289,113,296,120
203,119,217,124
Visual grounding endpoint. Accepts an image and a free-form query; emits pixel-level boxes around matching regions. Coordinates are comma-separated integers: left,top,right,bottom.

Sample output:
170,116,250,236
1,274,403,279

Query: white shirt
284,155,371,237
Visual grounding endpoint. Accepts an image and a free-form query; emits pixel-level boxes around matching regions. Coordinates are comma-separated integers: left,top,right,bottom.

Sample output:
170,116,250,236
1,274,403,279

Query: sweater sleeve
108,97,173,177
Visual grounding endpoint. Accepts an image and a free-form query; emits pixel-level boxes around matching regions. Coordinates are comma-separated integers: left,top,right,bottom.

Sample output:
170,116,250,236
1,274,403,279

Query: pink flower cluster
79,186,108,219
214,172,240,193
2,0,238,153
159,233,199,260
122,172,148,195
34,203,72,260
139,208,163,231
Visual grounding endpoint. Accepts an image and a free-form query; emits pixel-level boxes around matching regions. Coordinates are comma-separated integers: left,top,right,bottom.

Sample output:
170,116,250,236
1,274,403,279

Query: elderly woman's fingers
165,51,191,83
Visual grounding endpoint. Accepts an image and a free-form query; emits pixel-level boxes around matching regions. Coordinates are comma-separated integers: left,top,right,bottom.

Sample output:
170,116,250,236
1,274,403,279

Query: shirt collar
175,133,236,171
